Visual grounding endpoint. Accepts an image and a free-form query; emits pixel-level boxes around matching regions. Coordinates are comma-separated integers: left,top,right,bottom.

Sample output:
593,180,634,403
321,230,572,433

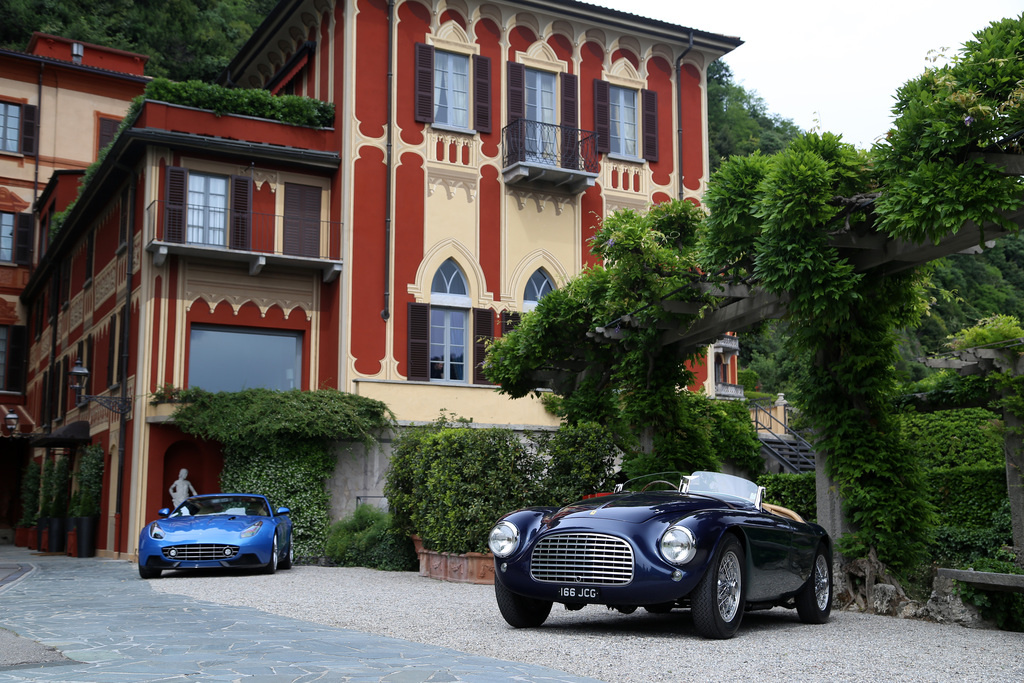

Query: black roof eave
220,0,742,86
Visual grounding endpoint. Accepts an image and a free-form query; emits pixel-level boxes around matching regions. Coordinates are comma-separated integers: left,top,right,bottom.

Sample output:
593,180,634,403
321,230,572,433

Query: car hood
547,492,728,525
156,515,263,535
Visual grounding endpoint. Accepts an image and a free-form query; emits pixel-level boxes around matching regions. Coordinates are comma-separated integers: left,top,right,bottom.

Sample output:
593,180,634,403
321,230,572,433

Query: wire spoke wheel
716,550,742,622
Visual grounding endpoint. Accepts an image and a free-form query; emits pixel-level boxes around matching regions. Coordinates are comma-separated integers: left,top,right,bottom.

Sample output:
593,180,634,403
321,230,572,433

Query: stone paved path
0,549,601,683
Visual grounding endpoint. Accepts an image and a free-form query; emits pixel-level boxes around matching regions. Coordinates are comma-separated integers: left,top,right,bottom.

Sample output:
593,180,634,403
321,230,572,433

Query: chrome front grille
530,533,634,585
162,544,239,561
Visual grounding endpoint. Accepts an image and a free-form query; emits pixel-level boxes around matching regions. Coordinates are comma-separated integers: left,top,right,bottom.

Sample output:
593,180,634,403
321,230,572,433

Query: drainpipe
675,31,694,201
34,66,42,205
114,173,135,555
381,0,395,322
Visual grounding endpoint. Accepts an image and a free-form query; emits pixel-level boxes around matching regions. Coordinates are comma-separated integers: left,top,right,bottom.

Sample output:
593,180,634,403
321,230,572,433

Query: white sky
589,0,1023,150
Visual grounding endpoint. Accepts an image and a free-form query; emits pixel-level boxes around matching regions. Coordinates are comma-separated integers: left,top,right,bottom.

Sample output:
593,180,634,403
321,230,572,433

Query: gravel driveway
148,565,1023,682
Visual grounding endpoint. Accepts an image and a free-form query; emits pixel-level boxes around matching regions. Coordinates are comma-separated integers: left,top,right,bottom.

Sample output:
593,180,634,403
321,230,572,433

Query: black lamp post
69,359,132,415
3,409,27,437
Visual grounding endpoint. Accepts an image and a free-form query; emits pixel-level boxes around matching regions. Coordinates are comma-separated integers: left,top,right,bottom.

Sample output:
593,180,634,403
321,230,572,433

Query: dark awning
30,420,91,447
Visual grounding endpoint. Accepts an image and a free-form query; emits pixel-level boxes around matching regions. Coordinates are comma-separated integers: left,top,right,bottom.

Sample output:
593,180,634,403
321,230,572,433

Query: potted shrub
16,460,41,548
36,458,53,551
43,456,70,553
69,445,104,557
385,420,544,584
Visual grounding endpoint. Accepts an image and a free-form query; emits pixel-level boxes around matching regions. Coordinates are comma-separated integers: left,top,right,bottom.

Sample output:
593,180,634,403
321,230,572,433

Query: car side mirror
157,508,171,517
276,506,291,516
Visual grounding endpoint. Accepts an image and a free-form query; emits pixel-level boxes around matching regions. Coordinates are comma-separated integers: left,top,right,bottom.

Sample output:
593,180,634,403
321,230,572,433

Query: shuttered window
593,80,610,154
472,308,494,385
164,167,251,248
407,302,431,382
609,85,638,157
283,183,321,258
0,212,14,262
473,54,492,133
0,325,25,392
594,83,658,161
414,43,435,123
98,116,119,154
0,103,19,153
434,50,470,128
408,260,493,384
165,167,188,243
415,44,490,132
187,173,228,246
15,212,33,265
507,61,526,123
230,175,252,251
501,310,521,335
641,89,658,162
407,303,494,385
21,105,37,156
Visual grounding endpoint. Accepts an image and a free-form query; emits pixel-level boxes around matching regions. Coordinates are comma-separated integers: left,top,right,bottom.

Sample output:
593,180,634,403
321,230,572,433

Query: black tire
494,580,552,628
279,536,293,570
263,533,279,574
796,545,832,624
138,564,162,579
691,535,745,639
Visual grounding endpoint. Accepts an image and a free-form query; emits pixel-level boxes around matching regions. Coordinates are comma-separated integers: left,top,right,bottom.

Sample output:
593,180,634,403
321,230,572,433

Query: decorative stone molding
237,167,279,193
509,189,571,215
427,167,478,202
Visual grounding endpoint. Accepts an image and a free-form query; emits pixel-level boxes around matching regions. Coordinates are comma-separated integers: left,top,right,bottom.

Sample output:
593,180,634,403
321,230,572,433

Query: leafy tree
1,0,278,82
483,200,730,475
707,61,802,171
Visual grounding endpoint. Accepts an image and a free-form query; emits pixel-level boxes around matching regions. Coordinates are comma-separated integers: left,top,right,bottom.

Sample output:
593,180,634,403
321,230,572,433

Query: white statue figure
169,468,197,509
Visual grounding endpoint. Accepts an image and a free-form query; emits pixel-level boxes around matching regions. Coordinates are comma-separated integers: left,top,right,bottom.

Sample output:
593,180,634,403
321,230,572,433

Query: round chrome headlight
659,525,696,565
488,520,520,558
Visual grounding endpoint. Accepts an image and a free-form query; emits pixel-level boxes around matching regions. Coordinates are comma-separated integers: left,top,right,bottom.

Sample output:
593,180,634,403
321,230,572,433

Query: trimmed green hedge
385,419,618,554
757,472,816,522
926,465,1008,529
900,408,1004,469
144,78,335,127
325,504,417,571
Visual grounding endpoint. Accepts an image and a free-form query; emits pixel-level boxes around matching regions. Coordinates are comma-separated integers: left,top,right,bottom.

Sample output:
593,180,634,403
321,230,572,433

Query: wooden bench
937,568,1024,593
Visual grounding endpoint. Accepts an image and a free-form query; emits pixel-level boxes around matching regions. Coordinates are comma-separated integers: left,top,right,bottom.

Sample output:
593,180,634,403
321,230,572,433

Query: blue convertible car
488,471,832,639
138,493,293,579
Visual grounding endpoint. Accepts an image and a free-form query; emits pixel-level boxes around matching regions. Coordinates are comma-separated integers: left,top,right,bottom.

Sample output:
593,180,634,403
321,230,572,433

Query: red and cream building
0,34,148,543
10,0,741,557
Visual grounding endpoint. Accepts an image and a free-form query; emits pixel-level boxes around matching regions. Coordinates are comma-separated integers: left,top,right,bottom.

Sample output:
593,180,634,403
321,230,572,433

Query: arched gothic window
429,259,470,381
523,269,554,312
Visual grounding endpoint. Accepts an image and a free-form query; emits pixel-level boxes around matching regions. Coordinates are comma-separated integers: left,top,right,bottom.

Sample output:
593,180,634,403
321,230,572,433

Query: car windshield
614,471,761,505
686,471,760,504
170,495,270,518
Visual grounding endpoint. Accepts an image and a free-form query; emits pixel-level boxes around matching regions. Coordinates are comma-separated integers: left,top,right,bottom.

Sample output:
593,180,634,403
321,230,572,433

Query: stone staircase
749,397,816,474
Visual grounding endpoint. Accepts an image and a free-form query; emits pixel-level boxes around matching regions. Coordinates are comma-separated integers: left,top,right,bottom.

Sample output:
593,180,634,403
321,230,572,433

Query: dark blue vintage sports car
488,471,832,639
138,493,293,579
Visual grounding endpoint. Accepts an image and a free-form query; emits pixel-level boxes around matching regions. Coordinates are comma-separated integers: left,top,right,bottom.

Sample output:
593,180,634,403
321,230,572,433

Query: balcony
715,382,746,401
144,200,343,282
502,119,599,193
714,334,740,353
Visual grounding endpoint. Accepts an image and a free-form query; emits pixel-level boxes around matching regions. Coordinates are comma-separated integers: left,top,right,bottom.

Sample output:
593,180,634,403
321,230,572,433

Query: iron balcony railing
502,119,599,174
144,200,343,281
